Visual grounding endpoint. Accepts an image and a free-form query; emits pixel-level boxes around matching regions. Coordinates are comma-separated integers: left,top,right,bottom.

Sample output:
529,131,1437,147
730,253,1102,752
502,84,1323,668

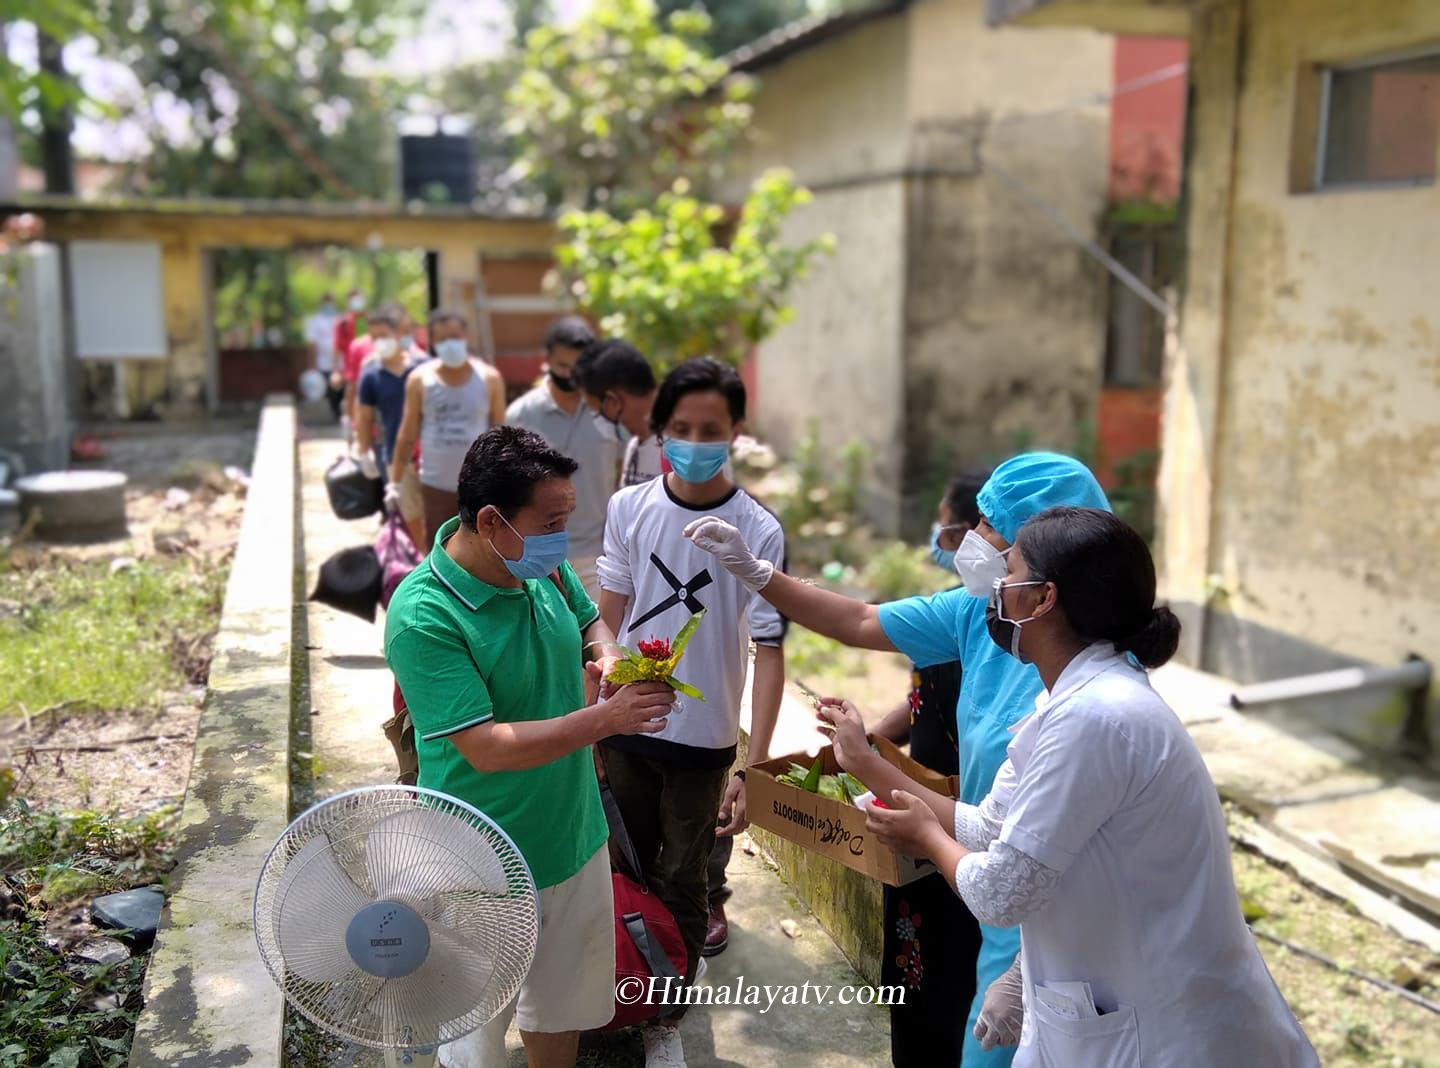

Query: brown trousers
419,483,459,553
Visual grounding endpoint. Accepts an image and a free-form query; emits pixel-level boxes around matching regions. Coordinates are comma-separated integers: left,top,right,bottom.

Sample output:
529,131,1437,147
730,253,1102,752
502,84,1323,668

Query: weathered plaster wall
730,1,1112,533
756,183,910,531
900,0,1112,530
726,16,911,531
1163,0,1440,682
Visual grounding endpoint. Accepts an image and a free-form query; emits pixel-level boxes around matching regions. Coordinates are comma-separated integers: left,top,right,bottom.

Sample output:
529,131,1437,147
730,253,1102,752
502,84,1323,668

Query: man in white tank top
390,310,507,551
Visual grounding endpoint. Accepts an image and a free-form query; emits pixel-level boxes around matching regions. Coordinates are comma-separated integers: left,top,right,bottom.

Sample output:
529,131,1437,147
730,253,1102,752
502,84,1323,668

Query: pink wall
1109,37,1189,203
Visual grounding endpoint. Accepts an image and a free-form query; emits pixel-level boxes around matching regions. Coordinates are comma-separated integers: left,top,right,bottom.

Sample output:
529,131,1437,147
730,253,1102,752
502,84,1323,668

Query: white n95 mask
953,529,1010,598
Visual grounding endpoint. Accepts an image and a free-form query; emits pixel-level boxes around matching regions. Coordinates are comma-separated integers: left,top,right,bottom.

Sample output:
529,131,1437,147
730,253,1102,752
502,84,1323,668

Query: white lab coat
984,643,1318,1068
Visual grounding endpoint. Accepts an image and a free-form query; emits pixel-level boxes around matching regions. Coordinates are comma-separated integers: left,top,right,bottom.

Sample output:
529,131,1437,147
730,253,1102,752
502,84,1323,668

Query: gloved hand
683,516,774,593
973,955,1024,1051
358,453,380,480
383,481,402,515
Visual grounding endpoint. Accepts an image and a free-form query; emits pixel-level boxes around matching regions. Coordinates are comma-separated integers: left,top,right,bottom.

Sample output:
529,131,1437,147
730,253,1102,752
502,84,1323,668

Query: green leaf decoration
670,609,705,662
670,677,705,700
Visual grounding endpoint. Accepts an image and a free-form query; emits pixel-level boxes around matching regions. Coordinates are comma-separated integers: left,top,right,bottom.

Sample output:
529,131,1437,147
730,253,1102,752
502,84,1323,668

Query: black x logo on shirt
627,553,713,634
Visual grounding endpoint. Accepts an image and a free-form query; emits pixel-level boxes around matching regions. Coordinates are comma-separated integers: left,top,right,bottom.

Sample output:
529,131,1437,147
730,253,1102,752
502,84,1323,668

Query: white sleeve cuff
953,841,1062,929
595,553,633,597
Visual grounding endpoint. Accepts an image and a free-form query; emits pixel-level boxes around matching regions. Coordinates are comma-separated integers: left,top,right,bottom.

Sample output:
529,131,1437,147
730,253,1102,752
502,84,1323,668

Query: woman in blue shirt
686,452,1109,1066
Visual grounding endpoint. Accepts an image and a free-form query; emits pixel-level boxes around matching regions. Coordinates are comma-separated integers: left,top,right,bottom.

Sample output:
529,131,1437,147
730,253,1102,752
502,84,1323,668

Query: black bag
309,545,382,622
324,455,383,520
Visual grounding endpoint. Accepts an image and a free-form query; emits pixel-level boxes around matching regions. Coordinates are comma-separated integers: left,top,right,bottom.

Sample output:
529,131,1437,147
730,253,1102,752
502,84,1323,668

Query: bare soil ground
2,425,253,816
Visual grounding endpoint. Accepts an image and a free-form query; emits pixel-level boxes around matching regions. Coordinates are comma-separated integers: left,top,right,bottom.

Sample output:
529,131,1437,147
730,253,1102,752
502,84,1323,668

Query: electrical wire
1249,926,1440,1016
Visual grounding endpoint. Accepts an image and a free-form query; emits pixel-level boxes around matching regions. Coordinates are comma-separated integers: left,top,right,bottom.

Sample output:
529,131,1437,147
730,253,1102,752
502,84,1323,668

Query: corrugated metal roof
726,0,914,73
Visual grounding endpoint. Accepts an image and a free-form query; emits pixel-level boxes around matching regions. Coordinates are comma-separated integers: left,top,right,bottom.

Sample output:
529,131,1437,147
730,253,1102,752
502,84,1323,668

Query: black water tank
399,134,475,204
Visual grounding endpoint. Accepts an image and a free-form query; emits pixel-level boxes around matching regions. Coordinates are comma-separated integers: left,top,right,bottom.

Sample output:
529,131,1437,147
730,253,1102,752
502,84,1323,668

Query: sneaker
642,1024,687,1068
701,902,728,957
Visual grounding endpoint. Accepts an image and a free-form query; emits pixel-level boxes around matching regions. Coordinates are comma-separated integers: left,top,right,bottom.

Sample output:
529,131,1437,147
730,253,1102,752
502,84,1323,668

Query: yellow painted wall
37,208,553,416
1162,0,1440,670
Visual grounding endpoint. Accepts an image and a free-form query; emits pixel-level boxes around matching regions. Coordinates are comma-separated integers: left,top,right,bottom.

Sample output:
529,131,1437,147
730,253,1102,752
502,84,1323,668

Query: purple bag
376,512,422,608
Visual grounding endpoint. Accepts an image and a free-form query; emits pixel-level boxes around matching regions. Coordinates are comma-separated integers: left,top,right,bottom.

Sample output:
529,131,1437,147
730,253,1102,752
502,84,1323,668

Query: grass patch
0,802,177,1067
0,556,225,718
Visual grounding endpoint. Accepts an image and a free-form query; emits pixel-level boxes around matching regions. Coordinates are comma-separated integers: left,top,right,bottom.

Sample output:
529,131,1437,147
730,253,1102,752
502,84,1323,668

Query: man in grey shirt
505,317,622,599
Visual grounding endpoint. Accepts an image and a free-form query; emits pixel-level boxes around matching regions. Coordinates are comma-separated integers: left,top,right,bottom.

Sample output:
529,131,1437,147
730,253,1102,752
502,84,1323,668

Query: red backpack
599,780,689,1030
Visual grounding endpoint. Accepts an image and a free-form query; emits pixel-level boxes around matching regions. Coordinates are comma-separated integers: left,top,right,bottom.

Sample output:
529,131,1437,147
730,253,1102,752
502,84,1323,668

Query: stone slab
1273,781,1440,920
128,397,295,1067
1186,712,1386,814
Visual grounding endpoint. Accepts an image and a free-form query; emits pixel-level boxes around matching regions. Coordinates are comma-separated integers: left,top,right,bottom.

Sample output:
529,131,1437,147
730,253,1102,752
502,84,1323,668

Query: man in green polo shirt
385,425,677,1068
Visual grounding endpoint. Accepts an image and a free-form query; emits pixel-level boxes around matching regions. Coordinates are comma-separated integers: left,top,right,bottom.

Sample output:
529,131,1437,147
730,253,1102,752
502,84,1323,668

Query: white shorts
441,846,614,1067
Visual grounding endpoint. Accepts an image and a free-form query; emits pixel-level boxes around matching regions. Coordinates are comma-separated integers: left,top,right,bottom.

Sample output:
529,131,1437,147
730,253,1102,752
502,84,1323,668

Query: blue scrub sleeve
877,589,969,670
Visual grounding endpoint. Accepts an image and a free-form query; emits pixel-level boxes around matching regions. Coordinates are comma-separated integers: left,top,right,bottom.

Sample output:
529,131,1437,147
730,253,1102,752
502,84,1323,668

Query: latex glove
358,453,380,480
973,955,1024,1051
383,481,402,514
683,516,774,593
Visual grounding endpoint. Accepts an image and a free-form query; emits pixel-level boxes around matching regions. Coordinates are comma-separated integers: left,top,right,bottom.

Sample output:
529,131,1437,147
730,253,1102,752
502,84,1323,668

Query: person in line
824,506,1318,1066
596,358,787,1068
355,310,424,543
685,452,1110,1068
385,425,679,1068
334,289,367,440
506,317,620,599
571,339,660,487
389,309,507,551
866,467,991,1068
304,292,343,421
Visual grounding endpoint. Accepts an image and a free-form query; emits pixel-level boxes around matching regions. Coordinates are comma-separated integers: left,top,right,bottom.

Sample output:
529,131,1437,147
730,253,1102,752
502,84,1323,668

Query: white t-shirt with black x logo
597,476,786,754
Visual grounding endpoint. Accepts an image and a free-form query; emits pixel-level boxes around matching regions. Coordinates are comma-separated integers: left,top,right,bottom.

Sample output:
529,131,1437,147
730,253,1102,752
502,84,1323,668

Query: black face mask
549,369,577,392
985,580,1044,663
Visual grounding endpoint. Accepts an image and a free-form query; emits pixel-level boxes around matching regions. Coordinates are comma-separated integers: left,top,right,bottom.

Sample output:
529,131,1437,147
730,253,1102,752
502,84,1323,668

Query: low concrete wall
130,396,296,1066
736,731,885,986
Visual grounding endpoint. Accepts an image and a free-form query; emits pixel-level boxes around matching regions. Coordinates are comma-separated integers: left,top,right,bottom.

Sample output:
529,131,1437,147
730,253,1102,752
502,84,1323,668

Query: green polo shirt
383,517,607,889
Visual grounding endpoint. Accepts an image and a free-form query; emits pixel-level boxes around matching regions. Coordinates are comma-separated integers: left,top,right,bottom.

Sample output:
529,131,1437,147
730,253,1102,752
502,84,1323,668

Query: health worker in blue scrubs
684,452,1110,1067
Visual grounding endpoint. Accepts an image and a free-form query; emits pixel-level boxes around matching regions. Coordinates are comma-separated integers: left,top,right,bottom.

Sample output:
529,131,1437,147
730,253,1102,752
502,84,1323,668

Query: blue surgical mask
491,511,568,580
663,439,729,483
929,524,957,571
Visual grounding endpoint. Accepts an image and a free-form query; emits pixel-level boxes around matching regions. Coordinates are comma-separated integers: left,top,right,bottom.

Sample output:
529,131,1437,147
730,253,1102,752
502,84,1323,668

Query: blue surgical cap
975,452,1111,544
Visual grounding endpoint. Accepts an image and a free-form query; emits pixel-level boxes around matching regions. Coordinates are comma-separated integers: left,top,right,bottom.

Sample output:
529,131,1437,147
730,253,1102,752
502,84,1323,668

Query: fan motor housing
346,901,431,978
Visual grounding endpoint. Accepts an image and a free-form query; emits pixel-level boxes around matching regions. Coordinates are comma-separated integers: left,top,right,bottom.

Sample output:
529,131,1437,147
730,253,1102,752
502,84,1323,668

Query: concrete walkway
297,429,891,1067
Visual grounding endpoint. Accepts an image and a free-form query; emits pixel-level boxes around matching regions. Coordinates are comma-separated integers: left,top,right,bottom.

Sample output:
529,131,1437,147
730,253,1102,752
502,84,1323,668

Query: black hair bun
1116,605,1181,668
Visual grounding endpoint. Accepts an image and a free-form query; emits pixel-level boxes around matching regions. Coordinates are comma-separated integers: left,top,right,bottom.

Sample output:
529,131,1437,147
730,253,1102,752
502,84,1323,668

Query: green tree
103,0,420,200
655,0,810,57
505,0,754,209
555,170,832,370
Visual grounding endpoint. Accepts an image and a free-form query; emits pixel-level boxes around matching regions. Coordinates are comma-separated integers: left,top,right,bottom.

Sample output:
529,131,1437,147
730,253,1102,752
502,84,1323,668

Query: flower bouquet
604,610,706,700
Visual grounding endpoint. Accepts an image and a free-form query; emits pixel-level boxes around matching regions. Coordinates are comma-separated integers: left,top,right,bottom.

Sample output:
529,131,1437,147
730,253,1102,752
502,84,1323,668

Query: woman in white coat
820,506,1318,1068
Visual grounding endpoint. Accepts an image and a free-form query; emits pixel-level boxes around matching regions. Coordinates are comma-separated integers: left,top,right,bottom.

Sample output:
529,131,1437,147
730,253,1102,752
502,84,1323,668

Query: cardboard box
747,735,961,887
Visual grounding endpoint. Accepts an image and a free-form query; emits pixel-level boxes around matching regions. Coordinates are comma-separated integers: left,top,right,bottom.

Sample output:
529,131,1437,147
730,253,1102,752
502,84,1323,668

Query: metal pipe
1230,658,1431,710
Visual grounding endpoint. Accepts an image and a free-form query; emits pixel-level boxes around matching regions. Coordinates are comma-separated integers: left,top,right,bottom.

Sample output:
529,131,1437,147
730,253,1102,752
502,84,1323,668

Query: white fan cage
254,786,539,1050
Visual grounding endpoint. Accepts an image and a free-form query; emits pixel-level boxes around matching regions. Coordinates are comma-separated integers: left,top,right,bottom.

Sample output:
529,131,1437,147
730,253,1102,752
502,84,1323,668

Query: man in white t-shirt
304,293,342,420
596,358,786,1068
